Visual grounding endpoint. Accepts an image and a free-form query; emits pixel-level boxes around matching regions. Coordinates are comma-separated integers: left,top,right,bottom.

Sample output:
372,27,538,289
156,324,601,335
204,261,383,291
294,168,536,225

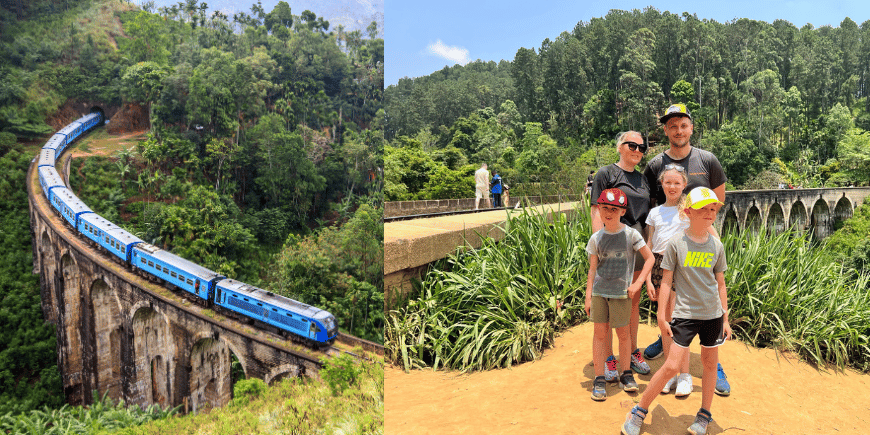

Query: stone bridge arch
834,196,853,231
264,362,308,385
746,205,762,234
788,200,808,231
90,278,124,399
39,230,58,324
810,199,831,240
189,337,236,413
132,306,175,409
60,252,86,402
767,203,785,234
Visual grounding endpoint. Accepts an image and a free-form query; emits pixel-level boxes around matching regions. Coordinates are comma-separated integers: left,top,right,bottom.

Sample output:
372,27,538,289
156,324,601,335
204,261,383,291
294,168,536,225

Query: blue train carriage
76,112,102,130
43,134,65,154
214,279,338,345
78,213,142,264
38,166,66,199
55,121,83,155
131,243,224,303
50,187,93,229
37,148,56,168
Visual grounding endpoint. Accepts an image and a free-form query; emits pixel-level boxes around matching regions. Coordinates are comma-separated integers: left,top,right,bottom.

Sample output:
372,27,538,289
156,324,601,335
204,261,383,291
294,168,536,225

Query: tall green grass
386,206,870,373
723,227,870,371
386,205,592,371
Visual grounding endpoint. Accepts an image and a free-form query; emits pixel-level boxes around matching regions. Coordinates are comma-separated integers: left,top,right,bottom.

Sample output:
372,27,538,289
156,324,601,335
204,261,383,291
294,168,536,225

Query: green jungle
384,8,870,373
1,0,383,431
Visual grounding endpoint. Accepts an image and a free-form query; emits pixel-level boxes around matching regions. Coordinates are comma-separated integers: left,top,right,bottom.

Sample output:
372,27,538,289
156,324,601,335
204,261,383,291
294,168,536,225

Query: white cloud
427,40,470,65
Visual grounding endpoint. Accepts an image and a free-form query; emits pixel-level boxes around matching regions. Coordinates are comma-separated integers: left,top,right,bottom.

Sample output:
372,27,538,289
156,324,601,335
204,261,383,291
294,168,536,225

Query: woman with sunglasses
589,130,654,383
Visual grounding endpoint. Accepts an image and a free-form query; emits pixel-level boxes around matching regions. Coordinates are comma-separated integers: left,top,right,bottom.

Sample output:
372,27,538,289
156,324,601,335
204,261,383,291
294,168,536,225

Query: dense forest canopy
0,0,384,415
383,7,870,200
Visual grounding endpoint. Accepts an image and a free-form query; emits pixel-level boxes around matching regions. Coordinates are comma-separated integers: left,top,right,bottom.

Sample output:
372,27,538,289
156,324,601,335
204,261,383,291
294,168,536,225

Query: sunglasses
622,141,648,154
664,163,686,172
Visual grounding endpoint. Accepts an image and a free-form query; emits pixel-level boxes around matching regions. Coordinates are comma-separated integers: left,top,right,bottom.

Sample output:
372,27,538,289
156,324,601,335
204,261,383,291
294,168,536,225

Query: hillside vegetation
384,8,870,200
1,0,383,418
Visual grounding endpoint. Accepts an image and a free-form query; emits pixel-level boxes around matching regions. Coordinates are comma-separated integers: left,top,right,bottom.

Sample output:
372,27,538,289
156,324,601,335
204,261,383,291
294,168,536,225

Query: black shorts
670,317,726,348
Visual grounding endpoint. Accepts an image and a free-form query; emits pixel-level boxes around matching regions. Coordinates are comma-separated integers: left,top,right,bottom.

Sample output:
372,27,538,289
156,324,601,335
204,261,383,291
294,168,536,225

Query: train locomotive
36,112,337,348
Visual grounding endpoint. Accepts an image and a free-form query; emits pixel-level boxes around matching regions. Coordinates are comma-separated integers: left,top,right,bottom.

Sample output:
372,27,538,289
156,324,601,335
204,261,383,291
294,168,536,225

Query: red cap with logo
597,188,628,208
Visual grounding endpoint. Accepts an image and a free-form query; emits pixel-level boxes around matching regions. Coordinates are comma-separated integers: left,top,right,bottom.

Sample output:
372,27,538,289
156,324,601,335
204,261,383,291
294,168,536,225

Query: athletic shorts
670,316,726,348
475,185,488,199
649,252,665,289
591,295,631,328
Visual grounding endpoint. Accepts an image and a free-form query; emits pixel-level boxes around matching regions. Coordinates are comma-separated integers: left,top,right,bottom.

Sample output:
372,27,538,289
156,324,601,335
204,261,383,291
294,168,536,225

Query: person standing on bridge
475,163,491,210
590,130,653,382
491,171,504,208
642,103,731,397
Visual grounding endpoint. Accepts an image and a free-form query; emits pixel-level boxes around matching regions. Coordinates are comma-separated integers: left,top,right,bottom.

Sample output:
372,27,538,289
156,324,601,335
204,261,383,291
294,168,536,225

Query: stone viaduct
718,187,870,239
28,163,328,412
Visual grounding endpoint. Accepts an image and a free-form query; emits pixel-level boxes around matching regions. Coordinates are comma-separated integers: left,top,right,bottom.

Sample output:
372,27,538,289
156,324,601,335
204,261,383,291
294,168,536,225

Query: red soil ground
385,323,870,434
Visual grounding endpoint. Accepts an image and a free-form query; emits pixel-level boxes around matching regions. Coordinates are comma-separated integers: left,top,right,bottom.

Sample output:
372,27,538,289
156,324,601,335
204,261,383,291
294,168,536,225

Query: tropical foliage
384,9,870,199
386,203,870,373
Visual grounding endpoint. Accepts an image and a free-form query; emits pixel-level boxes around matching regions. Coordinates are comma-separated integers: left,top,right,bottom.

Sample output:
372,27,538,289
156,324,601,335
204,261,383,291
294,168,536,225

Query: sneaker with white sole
605,355,618,382
675,373,693,397
661,374,678,394
621,405,648,435
620,370,638,392
715,363,731,396
591,376,607,401
630,348,650,374
688,408,713,435
643,335,664,360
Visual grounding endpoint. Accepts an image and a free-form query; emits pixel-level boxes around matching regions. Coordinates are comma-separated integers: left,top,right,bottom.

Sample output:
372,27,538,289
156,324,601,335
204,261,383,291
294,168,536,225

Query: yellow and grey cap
686,186,723,209
660,103,692,124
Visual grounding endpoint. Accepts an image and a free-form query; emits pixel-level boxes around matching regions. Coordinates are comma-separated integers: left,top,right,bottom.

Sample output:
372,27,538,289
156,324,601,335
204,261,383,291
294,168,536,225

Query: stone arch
40,230,58,324
60,253,84,403
722,207,740,235
767,203,785,234
833,196,853,231
810,199,831,240
90,278,123,399
746,205,762,234
264,362,306,385
788,200,808,231
189,337,235,412
132,307,174,409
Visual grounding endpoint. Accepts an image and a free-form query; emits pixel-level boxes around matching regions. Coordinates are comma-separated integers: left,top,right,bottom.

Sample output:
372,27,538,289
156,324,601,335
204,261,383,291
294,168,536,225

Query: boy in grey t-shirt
585,188,654,401
622,187,732,435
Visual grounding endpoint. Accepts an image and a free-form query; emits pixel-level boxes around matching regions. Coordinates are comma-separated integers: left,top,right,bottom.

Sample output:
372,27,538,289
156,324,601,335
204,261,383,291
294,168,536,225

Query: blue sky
386,0,870,87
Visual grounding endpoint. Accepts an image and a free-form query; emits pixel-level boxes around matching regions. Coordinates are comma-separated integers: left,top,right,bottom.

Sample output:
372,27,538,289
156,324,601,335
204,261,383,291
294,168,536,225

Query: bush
319,354,361,395
232,378,266,405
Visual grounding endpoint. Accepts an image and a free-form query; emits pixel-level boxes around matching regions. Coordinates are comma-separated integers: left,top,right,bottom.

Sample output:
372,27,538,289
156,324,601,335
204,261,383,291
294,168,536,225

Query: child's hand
647,284,657,301
585,298,591,317
628,282,641,298
659,320,673,338
723,320,733,341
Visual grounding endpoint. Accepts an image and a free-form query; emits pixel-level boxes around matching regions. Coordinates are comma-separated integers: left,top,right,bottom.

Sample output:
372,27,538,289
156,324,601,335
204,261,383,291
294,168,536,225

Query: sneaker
661,374,678,394
631,348,651,374
591,376,607,401
643,335,664,360
605,355,618,382
675,373,693,397
620,371,638,392
688,408,713,435
621,405,648,435
715,363,731,396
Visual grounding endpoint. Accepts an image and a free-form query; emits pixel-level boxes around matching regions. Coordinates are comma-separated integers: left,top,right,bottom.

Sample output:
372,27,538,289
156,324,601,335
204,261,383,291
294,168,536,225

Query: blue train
37,112,338,347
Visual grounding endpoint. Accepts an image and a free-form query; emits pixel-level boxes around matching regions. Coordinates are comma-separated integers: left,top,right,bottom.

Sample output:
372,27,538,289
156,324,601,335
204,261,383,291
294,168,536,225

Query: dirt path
68,130,148,158
385,323,870,434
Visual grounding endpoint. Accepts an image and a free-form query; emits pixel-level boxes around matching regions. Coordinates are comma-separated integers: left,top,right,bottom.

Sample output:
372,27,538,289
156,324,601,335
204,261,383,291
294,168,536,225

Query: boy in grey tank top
622,187,732,435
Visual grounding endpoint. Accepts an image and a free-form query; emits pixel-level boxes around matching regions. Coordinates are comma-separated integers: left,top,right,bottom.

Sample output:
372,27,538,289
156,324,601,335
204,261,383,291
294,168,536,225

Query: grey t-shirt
643,147,727,207
661,232,727,320
586,226,646,299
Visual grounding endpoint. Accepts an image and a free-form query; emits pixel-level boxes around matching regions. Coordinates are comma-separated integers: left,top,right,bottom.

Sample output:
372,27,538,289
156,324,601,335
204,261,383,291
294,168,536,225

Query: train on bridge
37,112,338,348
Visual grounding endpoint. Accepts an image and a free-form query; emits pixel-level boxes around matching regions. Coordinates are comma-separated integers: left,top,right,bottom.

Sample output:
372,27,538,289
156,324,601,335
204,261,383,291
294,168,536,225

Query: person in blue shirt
491,172,504,208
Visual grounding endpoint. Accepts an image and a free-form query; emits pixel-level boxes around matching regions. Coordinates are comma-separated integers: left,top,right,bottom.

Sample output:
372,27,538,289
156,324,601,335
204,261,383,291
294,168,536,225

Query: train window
186,279,193,285
257,303,262,307
272,308,277,312
148,261,154,267
141,258,146,264
105,237,110,244
121,246,125,254
232,294,237,298
170,271,177,278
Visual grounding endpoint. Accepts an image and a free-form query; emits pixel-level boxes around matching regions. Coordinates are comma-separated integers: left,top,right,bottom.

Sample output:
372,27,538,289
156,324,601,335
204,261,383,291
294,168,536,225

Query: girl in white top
645,164,693,395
